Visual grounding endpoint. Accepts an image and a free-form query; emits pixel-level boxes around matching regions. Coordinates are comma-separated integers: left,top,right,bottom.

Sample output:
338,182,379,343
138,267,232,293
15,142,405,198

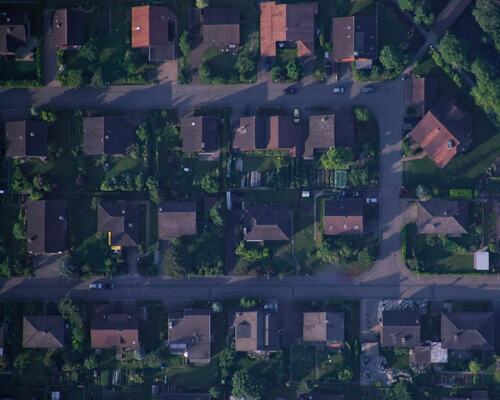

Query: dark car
284,86,297,94
104,283,115,289
264,57,272,71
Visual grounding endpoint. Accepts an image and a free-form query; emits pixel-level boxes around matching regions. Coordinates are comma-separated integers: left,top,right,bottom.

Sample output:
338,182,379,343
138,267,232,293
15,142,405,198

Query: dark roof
417,199,468,235
244,206,291,242
324,199,363,235
5,120,48,158
91,303,140,349
381,310,421,347
97,201,141,248
409,346,431,364
131,5,173,48
202,8,240,47
52,9,86,47
403,77,437,117
304,115,335,159
27,200,68,255
441,311,495,351
23,316,64,348
158,201,197,240
331,16,377,62
168,309,211,364
409,96,473,168
82,116,137,156
303,312,344,345
160,394,210,400
233,310,280,352
180,116,220,153
0,11,27,55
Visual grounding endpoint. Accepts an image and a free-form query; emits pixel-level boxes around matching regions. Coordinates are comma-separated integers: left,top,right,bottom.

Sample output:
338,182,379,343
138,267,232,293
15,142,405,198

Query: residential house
201,8,240,49
26,200,68,255
380,310,421,347
23,315,64,348
97,201,141,250
441,311,495,351
52,9,86,48
303,312,344,349
158,201,197,240
243,205,291,242
331,16,377,69
416,199,468,236
403,77,437,117
0,11,30,56
408,96,473,168
82,116,137,156
91,303,140,350
233,310,279,354
5,119,48,159
233,115,301,157
167,309,211,365
260,1,318,58
180,116,220,158
131,5,176,62
409,342,448,365
323,199,364,235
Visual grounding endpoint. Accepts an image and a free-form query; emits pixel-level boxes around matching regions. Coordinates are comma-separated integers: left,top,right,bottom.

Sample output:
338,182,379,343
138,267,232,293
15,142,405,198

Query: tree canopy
320,148,354,170
473,0,500,52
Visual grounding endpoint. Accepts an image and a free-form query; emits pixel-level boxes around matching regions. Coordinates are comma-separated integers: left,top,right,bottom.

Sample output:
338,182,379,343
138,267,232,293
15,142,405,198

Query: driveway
43,9,59,86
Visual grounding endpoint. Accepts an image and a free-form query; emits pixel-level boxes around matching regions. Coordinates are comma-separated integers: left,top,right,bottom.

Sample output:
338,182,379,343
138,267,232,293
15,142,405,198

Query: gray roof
441,311,495,351
158,201,197,240
0,11,28,55
243,206,291,242
97,201,141,247
5,120,48,158
303,312,344,345
23,315,64,348
180,116,220,153
381,310,421,347
202,8,240,47
417,199,468,235
52,9,86,47
233,310,280,352
82,116,137,156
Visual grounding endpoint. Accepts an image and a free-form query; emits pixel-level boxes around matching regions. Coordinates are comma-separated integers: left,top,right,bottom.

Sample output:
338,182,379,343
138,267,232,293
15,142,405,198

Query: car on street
333,87,345,94
284,86,297,94
89,283,103,289
293,108,300,124
361,86,375,94
366,197,378,204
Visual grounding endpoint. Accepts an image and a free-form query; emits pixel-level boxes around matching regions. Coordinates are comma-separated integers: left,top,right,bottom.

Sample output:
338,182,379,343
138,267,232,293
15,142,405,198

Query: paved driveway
42,9,59,86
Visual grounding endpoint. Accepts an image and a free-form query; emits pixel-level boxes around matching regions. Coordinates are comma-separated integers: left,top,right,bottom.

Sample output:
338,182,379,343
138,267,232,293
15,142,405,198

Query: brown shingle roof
202,8,240,47
131,5,172,48
260,2,317,57
0,11,28,55
27,200,68,255
91,303,140,349
97,201,141,248
304,115,335,159
409,96,473,168
82,116,137,156
244,205,291,242
403,77,437,117
331,16,377,63
324,199,363,235
416,199,468,235
441,311,495,351
158,201,197,240
303,312,344,346
180,116,220,153
168,309,211,364
381,310,421,347
23,316,64,348
52,9,86,48
5,120,48,158
233,310,280,352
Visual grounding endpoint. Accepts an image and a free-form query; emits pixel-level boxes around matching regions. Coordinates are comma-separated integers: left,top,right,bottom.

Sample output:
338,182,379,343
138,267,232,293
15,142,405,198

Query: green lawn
380,348,410,371
203,47,238,77
294,199,315,268
243,190,300,207
238,154,277,173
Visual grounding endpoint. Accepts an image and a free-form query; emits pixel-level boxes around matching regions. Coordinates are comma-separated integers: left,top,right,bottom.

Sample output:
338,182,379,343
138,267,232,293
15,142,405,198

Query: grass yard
238,154,277,173
165,364,218,391
203,47,238,77
243,190,300,208
379,347,410,371
294,199,315,268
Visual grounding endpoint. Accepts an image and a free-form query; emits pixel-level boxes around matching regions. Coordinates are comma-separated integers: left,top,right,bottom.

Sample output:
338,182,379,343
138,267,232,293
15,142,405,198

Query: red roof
323,199,364,235
131,5,171,48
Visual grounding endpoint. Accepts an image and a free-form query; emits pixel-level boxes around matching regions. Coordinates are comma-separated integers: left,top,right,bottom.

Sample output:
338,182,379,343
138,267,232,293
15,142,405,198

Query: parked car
341,189,352,197
284,86,297,94
366,197,378,204
361,86,375,94
264,57,272,71
293,108,300,124
89,283,103,289
333,86,345,94
104,283,115,289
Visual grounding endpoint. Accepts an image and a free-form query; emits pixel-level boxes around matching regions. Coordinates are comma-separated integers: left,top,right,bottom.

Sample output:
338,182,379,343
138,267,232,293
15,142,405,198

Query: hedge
449,188,473,199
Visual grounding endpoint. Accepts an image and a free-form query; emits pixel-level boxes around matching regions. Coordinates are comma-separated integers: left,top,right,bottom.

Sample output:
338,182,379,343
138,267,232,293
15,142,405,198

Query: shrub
353,106,372,122
449,188,473,199
239,297,257,309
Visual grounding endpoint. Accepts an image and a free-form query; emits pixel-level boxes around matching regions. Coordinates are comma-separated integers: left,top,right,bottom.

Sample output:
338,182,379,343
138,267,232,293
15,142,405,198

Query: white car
333,87,345,94
293,108,300,124
366,197,378,204
89,283,103,289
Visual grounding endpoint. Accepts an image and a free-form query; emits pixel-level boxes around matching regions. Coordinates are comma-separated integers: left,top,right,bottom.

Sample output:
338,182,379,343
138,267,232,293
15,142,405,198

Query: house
167,309,211,365
233,115,301,157
403,77,437,117
52,9,86,48
26,200,68,255
160,394,210,400
408,96,473,168
201,8,240,49
158,201,197,240
409,342,448,364
304,113,354,159
23,316,64,348
380,310,421,347
303,312,344,348
180,116,220,157
243,205,291,242
260,1,318,58
91,303,140,349
0,11,29,56
131,5,176,62
416,199,468,236
441,311,495,351
331,16,377,69
5,120,48,159
233,310,279,354
97,201,141,250
82,116,137,156
323,199,364,235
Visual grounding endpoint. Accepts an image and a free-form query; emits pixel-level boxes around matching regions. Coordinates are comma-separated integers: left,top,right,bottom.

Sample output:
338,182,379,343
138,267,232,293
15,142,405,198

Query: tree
286,59,301,81
271,65,283,82
469,359,482,373
84,355,97,370
200,169,219,194
58,296,84,351
179,31,190,57
59,69,84,87
209,387,221,399
320,147,354,170
60,255,81,278
235,51,255,76
211,301,222,313
198,63,211,83
209,201,224,226
415,184,430,200
439,32,470,70
239,297,257,309
357,248,374,266
162,243,186,278
218,347,235,384
413,5,435,27
12,221,26,240
473,0,500,52
338,368,353,382
470,58,500,121
80,40,98,62
196,0,209,8
231,369,262,400
393,381,412,400
146,176,160,203
396,0,416,12
90,68,104,87
379,46,405,73
353,106,372,122
39,108,57,123
13,351,32,373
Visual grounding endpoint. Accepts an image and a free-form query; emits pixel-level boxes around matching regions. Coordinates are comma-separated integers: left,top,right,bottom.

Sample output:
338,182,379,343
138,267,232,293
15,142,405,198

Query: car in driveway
361,86,375,94
284,86,297,94
293,108,300,124
333,87,345,94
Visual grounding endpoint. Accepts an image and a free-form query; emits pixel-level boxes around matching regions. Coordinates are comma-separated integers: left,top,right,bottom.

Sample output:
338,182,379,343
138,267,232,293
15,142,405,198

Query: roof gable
0,11,27,54
97,201,141,247
5,120,48,158
27,200,68,254
381,310,421,347
441,311,495,350
244,206,291,242
82,116,137,156
181,116,220,153
158,201,197,240
131,5,172,48
417,199,468,235
91,303,140,349
324,199,364,235
233,310,279,352
331,16,377,62
52,9,86,47
202,8,240,47
23,316,65,348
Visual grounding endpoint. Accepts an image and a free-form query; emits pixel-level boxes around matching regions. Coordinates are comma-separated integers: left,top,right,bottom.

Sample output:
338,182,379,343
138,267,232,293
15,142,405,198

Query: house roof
0,11,27,55
52,9,86,47
331,16,377,62
168,309,211,363
403,77,437,117
158,201,197,240
131,5,172,48
324,199,363,235
416,199,468,235
82,116,137,156
233,310,280,352
26,200,68,255
23,316,64,348
260,1,318,57
202,8,240,47
303,312,344,345
244,206,291,242
97,201,141,247
409,96,473,168
381,310,421,347
180,116,220,153
91,303,140,349
5,120,48,158
304,115,335,159
441,311,495,351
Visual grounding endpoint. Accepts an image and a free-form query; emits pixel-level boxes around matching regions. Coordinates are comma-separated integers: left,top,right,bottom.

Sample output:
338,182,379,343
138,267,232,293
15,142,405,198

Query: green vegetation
473,0,500,52
394,0,436,27
178,31,192,84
